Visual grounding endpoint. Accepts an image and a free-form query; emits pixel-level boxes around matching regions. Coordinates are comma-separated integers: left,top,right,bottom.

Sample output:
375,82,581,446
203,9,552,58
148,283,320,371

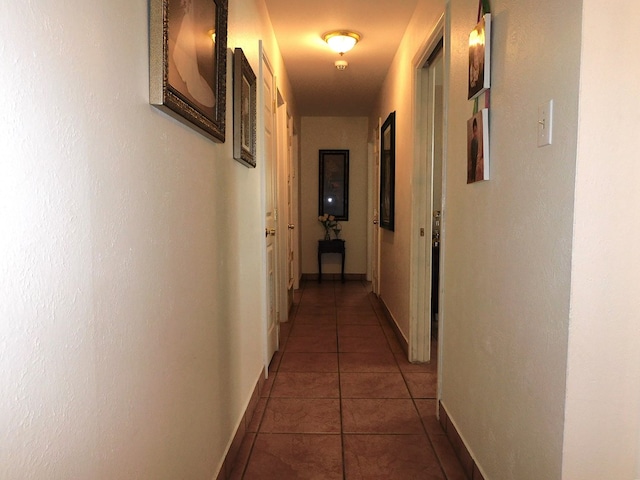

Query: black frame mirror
380,112,395,230
318,149,349,221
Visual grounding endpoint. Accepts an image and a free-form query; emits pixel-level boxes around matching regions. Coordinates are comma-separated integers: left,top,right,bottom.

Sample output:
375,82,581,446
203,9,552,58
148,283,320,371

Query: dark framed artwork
318,150,349,221
149,0,228,142
380,112,396,231
233,48,256,168
468,13,491,100
467,108,490,183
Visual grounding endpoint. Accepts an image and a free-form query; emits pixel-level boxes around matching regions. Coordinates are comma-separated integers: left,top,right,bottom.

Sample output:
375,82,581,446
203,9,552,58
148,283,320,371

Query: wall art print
467,108,490,183
149,0,228,142
468,13,491,100
380,112,396,231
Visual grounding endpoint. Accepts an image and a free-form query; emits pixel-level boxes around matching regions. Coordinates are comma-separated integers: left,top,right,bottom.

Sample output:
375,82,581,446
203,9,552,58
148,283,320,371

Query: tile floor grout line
332,281,348,480
236,279,464,479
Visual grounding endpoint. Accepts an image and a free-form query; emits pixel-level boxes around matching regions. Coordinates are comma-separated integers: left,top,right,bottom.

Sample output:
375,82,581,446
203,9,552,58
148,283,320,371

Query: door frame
369,120,382,295
409,15,445,363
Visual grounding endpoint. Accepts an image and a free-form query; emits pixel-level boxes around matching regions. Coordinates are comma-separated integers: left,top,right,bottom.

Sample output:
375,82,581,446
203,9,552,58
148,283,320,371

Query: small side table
317,239,345,283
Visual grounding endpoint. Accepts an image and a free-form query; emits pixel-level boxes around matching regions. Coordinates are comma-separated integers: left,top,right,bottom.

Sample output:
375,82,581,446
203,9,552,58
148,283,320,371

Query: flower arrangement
318,213,341,240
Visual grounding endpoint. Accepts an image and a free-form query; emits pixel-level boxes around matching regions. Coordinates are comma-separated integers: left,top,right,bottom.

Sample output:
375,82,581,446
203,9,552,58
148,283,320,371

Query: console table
317,239,345,283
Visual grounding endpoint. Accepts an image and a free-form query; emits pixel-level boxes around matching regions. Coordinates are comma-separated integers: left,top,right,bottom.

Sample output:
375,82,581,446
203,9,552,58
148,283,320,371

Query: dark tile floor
230,280,467,480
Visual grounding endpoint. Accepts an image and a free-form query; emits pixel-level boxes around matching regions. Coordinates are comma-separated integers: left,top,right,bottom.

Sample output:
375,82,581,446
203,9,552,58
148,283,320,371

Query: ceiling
263,0,420,117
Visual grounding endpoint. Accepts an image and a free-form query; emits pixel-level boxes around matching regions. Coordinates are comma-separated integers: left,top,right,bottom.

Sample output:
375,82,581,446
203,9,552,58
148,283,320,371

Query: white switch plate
538,100,553,147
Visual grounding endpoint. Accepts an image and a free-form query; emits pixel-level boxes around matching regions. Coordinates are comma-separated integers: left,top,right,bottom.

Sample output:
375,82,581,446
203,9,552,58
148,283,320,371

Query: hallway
230,280,466,479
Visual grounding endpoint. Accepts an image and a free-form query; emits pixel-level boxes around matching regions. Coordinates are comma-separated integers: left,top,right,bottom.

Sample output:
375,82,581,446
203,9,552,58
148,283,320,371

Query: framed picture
149,0,228,143
233,48,256,168
468,13,491,100
318,150,349,221
380,112,396,231
467,108,490,183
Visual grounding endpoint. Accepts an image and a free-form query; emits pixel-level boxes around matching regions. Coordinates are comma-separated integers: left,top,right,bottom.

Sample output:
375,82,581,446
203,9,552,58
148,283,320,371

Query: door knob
288,224,295,230
373,220,378,225
265,228,276,237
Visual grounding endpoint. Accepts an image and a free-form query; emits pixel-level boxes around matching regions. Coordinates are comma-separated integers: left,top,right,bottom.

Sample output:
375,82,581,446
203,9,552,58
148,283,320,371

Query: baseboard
438,401,486,480
376,295,409,355
216,368,265,480
301,273,367,282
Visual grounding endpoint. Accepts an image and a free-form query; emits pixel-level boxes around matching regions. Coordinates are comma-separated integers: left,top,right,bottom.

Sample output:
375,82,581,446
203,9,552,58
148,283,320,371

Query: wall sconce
323,31,360,55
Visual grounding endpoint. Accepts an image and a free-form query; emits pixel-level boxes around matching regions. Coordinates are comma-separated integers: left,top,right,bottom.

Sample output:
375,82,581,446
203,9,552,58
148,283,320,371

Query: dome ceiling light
323,31,361,55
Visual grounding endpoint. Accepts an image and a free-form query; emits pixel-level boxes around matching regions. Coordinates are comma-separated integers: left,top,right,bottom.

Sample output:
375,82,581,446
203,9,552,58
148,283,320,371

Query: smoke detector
335,60,348,71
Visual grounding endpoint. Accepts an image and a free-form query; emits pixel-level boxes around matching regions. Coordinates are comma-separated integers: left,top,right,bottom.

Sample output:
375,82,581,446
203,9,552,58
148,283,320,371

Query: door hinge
420,228,425,237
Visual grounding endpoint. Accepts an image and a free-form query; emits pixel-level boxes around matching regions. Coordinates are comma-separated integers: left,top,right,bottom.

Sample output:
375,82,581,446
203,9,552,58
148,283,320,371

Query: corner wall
441,0,581,478
0,0,294,478
562,1,640,477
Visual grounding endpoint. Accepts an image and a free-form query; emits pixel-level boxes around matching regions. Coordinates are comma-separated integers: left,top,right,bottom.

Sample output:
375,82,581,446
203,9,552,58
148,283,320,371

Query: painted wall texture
439,0,640,479
369,0,640,477
441,0,581,478
300,116,369,275
562,0,640,478
0,0,293,478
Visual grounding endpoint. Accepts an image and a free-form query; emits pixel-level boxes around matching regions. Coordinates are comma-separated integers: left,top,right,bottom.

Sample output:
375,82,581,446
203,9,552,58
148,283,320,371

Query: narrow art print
467,108,490,183
380,112,396,231
233,48,256,167
468,13,491,100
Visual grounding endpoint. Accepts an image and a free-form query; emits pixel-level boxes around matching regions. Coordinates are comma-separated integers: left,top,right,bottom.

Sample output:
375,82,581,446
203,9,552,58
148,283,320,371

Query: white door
261,46,278,368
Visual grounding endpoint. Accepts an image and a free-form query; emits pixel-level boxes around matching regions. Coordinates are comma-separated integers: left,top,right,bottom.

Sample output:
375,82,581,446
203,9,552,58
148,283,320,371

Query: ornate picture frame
233,48,257,168
149,0,228,143
380,112,396,231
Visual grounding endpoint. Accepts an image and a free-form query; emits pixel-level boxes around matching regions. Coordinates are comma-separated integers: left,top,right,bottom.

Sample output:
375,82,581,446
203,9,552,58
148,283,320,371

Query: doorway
409,20,444,363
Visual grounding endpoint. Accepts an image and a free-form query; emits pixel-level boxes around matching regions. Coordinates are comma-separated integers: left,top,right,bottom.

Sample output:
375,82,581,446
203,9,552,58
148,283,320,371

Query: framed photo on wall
380,112,396,231
467,108,490,183
149,0,228,143
468,13,491,100
233,48,256,168
318,150,349,221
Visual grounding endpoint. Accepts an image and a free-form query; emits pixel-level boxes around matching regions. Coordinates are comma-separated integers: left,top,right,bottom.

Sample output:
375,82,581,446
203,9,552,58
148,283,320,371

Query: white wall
300,116,369,275
0,0,293,478
441,0,582,478
562,1,640,477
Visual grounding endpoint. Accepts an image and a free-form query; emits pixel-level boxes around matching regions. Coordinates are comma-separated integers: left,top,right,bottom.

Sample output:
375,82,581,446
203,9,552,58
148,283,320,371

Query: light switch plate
538,100,553,147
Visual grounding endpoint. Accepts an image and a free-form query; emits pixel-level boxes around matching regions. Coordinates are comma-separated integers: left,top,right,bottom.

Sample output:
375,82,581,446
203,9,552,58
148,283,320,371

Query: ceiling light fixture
323,31,361,55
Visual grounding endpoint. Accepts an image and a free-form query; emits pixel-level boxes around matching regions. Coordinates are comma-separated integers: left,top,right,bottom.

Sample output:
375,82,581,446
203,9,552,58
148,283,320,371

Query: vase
324,231,331,241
